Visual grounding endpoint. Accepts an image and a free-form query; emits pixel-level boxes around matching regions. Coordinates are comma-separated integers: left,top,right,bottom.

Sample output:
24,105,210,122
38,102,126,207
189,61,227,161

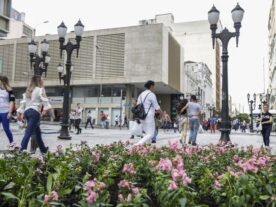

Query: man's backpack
132,92,152,120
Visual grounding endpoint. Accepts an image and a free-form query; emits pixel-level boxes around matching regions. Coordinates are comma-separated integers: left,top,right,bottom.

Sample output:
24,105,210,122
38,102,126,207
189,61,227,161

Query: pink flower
118,180,131,189
99,182,106,191
127,194,133,202
168,180,178,191
122,163,136,176
168,141,178,152
132,187,140,195
118,194,124,203
171,169,181,181
156,158,172,173
85,180,96,192
218,147,226,154
214,180,221,190
233,155,239,163
182,176,192,186
43,195,49,205
50,191,59,201
86,191,97,204
92,152,100,163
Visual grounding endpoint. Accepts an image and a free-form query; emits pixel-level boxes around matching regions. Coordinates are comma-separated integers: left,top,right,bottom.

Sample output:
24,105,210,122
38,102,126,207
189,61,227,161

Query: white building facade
183,61,213,118
268,0,276,109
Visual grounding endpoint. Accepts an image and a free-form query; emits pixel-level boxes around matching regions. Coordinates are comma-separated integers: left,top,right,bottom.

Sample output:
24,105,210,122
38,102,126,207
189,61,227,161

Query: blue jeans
189,118,199,144
0,112,14,143
152,128,158,142
21,109,47,153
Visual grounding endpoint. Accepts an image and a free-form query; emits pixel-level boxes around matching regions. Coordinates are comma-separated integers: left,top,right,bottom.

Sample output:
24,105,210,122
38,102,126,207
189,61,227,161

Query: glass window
101,86,111,97
0,0,4,15
87,86,99,97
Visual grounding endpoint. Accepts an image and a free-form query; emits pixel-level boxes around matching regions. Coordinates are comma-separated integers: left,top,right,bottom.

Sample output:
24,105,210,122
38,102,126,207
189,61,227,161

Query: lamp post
208,3,244,143
28,39,51,77
57,20,84,140
247,93,256,132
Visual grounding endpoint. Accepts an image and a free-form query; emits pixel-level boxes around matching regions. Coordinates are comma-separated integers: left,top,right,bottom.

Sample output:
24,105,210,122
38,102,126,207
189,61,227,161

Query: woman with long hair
178,99,189,144
0,76,16,149
17,76,51,153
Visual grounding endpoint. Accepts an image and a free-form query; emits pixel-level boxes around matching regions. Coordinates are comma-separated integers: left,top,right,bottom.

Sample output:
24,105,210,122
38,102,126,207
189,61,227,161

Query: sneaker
188,140,192,145
152,140,156,144
192,142,197,146
9,142,18,151
130,135,134,139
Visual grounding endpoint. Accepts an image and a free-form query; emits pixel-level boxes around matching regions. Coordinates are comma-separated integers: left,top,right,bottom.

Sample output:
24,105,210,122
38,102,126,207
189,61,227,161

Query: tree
234,113,250,123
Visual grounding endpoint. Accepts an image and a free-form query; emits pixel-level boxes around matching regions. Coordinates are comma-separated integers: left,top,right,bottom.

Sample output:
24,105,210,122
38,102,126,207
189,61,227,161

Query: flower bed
0,141,275,207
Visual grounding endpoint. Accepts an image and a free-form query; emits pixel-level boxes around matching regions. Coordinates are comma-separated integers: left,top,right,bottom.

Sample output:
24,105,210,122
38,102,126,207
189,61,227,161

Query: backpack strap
143,92,152,116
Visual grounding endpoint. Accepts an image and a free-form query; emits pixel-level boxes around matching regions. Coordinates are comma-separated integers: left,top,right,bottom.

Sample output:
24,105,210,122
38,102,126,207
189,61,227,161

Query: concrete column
125,84,135,120
11,40,17,83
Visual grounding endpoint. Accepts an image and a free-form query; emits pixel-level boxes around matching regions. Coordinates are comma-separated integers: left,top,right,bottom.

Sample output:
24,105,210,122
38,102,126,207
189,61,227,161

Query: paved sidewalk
0,123,275,155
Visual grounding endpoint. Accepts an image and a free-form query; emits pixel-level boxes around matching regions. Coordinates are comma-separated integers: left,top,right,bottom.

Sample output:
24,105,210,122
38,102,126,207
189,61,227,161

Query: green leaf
179,198,187,207
1,192,19,201
47,174,53,193
259,195,270,200
3,182,15,190
265,184,273,195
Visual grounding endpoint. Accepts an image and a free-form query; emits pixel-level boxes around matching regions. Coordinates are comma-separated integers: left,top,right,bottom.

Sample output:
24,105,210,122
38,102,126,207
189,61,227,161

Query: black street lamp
57,20,84,140
208,3,244,143
247,93,256,132
28,39,51,77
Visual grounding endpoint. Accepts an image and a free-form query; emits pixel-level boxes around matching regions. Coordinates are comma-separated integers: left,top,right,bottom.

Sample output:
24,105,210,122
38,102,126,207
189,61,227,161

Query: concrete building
6,8,33,39
183,61,213,118
0,0,11,37
268,0,276,109
147,14,222,112
0,23,183,125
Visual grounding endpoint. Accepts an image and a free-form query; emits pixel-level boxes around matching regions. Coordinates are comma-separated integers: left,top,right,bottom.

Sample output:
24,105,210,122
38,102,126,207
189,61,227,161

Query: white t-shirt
187,102,202,119
75,107,83,119
0,88,9,113
137,89,160,119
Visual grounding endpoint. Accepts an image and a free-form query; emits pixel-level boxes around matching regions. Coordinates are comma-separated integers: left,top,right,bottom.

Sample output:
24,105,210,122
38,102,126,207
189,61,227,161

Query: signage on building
48,96,63,105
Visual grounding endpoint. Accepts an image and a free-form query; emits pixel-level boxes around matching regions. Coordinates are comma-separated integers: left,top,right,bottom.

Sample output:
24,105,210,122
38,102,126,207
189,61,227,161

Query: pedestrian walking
258,104,273,148
210,116,217,133
115,115,119,127
181,95,202,146
75,103,83,134
100,111,107,128
178,99,189,144
69,110,76,132
134,80,162,145
17,76,50,153
152,112,163,143
106,114,110,129
241,120,246,133
85,110,94,129
0,76,16,150
162,111,171,133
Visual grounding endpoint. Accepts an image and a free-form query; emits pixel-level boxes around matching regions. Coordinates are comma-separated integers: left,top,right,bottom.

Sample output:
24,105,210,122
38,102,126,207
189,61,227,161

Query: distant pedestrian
178,99,189,144
162,111,171,132
210,116,217,133
85,110,94,129
69,110,76,132
115,115,119,127
134,80,163,145
259,104,273,147
0,76,16,150
181,95,202,146
75,103,83,134
17,76,50,153
106,114,110,129
241,120,246,133
100,111,107,128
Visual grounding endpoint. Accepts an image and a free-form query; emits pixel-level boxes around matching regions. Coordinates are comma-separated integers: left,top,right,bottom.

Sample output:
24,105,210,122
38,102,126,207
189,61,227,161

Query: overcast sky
13,0,272,112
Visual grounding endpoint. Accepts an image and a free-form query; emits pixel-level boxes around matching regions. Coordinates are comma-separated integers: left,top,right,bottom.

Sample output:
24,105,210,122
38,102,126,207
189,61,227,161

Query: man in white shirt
75,103,83,134
135,80,163,145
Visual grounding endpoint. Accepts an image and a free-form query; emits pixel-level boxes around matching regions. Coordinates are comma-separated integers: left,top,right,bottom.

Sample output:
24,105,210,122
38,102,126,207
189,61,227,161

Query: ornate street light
247,93,256,133
208,3,244,144
28,39,51,77
57,20,84,140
